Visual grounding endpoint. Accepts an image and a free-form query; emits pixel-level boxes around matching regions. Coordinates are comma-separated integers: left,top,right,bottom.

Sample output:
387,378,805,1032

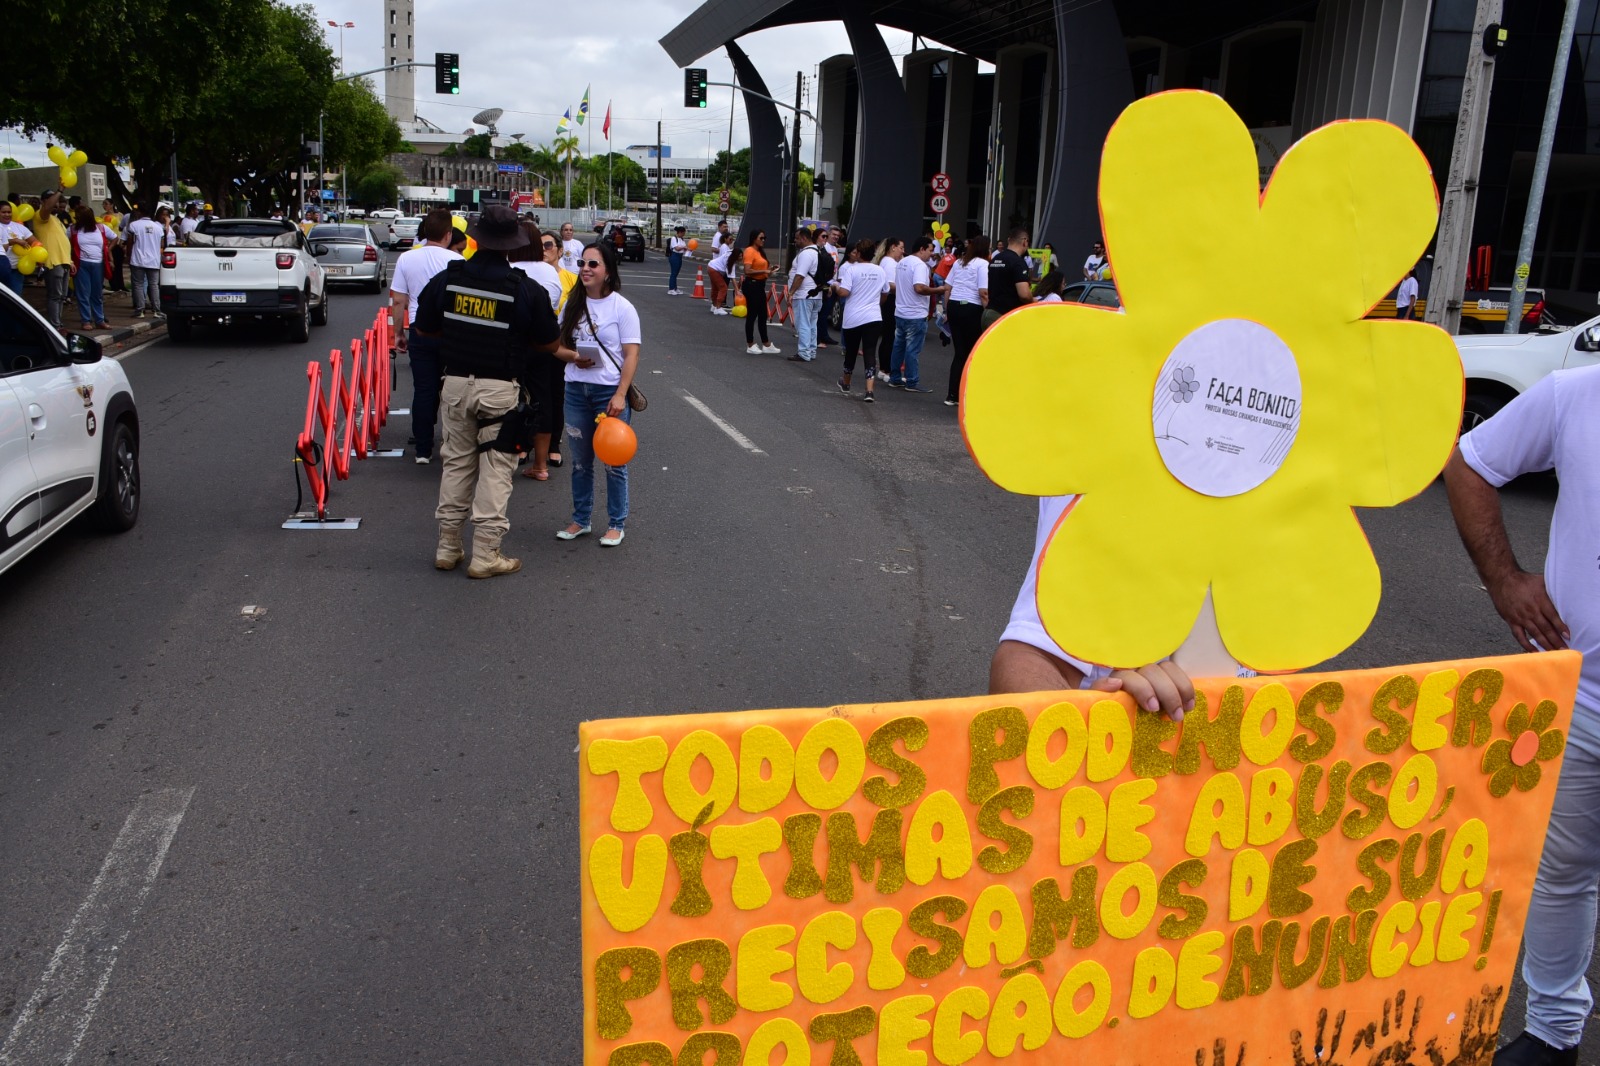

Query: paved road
0,249,1592,1062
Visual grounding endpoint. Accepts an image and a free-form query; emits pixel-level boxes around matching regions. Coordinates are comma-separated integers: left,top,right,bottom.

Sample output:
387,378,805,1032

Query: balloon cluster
15,246,49,276
47,144,88,189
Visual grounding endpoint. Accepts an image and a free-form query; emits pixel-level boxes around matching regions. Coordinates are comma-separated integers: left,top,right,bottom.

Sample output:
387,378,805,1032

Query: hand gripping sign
578,92,1580,1066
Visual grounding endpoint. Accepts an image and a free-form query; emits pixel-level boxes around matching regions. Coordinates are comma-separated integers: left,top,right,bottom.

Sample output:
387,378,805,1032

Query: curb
90,318,163,347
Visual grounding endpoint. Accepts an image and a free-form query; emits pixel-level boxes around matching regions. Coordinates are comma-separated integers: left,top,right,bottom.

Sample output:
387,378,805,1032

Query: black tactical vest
439,260,524,380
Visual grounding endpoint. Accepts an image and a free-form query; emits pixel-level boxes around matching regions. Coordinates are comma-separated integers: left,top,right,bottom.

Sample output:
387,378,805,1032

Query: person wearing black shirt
414,206,561,578
984,226,1034,327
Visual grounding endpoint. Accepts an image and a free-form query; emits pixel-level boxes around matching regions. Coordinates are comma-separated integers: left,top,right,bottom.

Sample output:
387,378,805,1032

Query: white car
369,208,402,221
389,216,423,250
1455,315,1600,431
0,286,140,576
159,218,329,343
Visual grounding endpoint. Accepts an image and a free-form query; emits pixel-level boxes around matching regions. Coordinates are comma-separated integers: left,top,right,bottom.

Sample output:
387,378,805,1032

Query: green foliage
709,147,751,193
501,142,536,165
460,132,494,159
0,158,21,170
351,163,403,206
323,78,403,170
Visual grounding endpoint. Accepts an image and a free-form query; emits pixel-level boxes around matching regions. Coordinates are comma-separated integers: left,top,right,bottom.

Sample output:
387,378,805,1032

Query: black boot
1494,1032,1580,1066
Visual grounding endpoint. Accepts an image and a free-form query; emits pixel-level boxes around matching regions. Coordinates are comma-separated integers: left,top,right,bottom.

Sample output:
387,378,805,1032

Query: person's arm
387,272,410,350
1012,261,1032,304
1443,447,1568,651
609,342,640,418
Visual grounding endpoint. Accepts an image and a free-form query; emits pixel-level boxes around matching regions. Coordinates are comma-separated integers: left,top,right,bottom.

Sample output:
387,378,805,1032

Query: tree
0,158,21,170
709,148,751,193
501,141,536,165
352,163,403,207
551,134,581,209
323,78,403,171
460,132,493,159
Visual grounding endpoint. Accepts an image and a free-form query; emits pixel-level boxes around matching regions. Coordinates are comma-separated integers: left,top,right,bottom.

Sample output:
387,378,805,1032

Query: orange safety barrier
289,307,395,525
772,281,791,324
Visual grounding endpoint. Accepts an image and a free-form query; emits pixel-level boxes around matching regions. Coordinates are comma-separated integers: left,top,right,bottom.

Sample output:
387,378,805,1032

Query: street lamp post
325,19,354,72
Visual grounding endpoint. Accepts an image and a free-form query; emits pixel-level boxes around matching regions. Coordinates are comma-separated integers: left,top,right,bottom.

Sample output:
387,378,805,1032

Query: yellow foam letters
663,730,737,825
964,885,1027,968
795,718,866,810
737,924,797,1012
588,737,669,832
590,834,667,933
709,818,783,910
879,994,935,1066
796,910,856,1004
739,725,796,814
932,987,989,1066
905,790,975,886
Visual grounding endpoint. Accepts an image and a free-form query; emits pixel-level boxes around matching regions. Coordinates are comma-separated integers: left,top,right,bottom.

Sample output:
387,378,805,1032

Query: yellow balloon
30,245,48,262
60,167,78,188
47,145,66,165
451,215,467,232
67,150,87,167
12,203,34,223
730,304,747,318
16,257,36,276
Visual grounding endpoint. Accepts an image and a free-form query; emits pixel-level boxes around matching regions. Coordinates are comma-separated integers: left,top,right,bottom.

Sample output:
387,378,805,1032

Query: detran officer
414,206,560,578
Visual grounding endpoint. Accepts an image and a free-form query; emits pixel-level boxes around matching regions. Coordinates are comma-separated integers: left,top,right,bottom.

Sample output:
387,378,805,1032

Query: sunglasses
542,240,556,248
579,258,604,269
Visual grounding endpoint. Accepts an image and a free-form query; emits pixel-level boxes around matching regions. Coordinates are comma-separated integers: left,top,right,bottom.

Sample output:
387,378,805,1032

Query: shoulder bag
584,305,647,412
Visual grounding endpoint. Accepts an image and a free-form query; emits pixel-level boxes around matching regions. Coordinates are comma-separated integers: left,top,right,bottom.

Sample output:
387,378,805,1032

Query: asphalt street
0,247,1592,1063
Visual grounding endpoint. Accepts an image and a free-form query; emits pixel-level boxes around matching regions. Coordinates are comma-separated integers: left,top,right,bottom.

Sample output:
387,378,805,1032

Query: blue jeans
668,252,683,291
791,297,819,360
889,316,929,386
565,381,631,530
408,329,442,459
75,263,105,325
0,257,21,296
818,291,837,345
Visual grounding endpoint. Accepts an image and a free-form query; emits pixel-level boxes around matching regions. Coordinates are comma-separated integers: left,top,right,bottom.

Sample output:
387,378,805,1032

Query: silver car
307,224,389,294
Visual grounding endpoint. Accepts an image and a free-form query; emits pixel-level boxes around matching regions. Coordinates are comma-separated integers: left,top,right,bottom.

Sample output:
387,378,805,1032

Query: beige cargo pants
435,375,519,553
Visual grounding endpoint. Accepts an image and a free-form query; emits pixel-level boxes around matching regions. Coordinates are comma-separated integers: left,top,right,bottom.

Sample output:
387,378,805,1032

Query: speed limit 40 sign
930,192,950,214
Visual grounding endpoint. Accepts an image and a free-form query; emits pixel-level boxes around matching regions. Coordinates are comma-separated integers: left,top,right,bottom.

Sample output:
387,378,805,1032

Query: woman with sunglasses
554,242,640,547
741,230,779,354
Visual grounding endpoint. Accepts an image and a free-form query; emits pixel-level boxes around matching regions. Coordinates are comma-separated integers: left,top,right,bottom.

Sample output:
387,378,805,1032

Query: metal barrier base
282,512,362,530
389,408,410,416
369,448,405,458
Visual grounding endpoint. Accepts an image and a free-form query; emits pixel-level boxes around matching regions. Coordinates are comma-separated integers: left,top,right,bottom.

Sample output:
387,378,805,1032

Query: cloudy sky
2,2,927,171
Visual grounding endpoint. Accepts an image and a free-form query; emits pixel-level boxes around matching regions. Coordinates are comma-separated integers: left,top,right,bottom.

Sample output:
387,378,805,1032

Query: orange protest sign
579,652,1579,1065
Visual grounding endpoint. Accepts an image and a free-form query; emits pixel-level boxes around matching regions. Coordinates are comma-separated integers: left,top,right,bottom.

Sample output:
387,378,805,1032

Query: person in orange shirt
741,230,779,354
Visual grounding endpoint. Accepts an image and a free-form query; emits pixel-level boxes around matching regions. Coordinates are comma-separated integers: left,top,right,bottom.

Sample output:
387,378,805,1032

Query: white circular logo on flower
1152,319,1302,497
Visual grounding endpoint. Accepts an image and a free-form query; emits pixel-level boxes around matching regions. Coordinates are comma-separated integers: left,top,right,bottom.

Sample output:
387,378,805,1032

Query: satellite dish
472,107,504,135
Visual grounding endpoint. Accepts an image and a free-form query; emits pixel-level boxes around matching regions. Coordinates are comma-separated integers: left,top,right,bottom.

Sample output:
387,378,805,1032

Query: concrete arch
727,40,790,252
838,9,920,245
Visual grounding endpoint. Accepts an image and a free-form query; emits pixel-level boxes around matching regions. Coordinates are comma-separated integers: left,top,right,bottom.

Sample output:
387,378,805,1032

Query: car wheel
167,314,192,342
1461,391,1507,436
91,419,140,532
311,292,329,326
364,276,382,294
289,296,311,343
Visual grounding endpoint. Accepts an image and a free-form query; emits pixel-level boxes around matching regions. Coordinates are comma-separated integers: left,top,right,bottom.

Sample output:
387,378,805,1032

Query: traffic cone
691,270,705,299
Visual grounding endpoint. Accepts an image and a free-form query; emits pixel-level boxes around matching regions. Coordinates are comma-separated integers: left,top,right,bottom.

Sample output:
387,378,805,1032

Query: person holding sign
1444,365,1600,1066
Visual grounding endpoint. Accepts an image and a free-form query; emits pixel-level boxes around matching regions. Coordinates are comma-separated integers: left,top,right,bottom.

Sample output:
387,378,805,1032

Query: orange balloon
733,291,746,307
592,414,637,466
687,238,698,251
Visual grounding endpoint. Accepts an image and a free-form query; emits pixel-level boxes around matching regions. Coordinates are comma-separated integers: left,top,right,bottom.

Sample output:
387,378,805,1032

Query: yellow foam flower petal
962,303,1145,496
1260,119,1439,321
1035,491,1209,668
1275,319,1462,507
1099,91,1260,326
1211,503,1380,671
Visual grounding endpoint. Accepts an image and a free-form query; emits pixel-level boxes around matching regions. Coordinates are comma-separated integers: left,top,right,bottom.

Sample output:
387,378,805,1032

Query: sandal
522,467,550,481
547,453,563,468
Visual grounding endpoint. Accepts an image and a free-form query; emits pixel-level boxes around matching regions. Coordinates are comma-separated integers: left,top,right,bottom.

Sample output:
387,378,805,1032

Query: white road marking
112,336,164,361
0,788,196,1066
679,391,766,455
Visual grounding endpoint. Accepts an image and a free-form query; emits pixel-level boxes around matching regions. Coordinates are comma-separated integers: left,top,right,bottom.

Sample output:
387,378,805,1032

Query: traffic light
813,173,828,197
684,67,708,108
435,52,460,94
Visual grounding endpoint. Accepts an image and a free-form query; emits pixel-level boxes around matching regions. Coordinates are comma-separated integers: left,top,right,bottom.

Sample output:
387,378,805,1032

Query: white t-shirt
390,244,463,322
1037,292,1063,304
512,260,563,316
74,224,114,264
1459,364,1600,757
125,218,164,269
179,216,200,237
2,222,32,267
839,262,889,329
1084,254,1106,277
708,244,732,275
1397,277,1419,307
790,246,819,299
711,232,729,255
560,238,585,275
669,236,688,254
947,258,989,304
565,292,641,386
894,255,932,320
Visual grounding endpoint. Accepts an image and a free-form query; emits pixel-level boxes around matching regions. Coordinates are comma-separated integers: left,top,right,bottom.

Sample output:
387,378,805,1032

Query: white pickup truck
158,218,330,343
1455,315,1600,431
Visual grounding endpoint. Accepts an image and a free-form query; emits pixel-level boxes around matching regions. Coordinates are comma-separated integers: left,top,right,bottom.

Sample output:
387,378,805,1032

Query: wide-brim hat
468,205,528,251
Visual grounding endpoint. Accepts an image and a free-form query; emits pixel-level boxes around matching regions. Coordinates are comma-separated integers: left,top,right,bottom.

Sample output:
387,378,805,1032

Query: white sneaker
876,370,890,382
761,344,781,355
746,344,763,355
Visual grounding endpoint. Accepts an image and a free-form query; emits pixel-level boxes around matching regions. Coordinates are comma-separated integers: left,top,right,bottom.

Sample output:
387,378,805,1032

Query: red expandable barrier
289,308,399,521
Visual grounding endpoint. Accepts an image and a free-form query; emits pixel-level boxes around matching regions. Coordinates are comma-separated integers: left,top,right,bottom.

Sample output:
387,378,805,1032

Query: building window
389,9,395,24
390,32,396,49
407,10,411,23
407,35,412,49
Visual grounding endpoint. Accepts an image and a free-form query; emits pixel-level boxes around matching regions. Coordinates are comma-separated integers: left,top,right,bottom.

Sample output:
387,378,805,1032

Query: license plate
326,266,352,276
211,293,247,304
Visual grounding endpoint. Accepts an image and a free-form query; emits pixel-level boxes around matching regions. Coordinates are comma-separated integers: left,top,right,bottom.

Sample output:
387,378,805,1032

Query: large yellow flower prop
962,92,1463,672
